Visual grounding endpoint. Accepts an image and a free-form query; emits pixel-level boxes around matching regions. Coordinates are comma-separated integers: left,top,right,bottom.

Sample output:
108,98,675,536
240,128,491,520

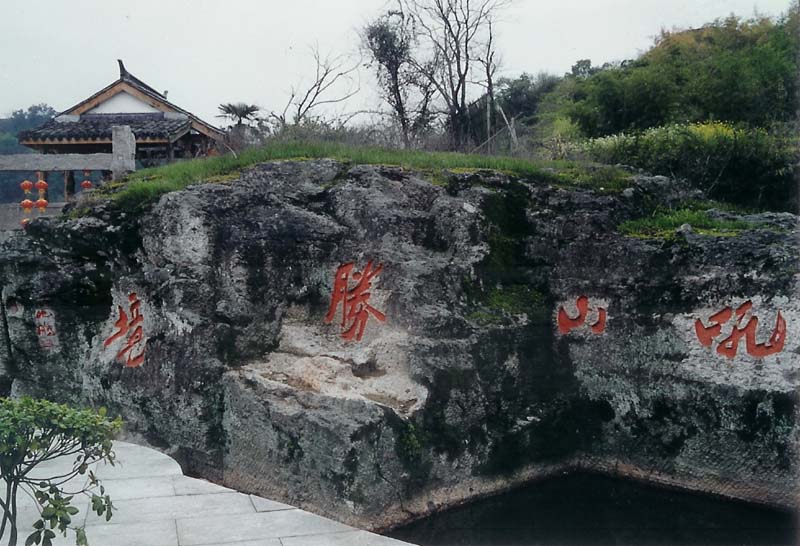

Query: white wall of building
87,91,161,114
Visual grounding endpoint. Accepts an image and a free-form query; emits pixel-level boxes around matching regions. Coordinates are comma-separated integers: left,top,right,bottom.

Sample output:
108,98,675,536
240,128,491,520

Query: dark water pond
387,472,798,546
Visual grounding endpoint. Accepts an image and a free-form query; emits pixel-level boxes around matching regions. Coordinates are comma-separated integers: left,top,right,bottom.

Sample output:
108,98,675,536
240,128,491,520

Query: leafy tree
0,105,56,136
0,398,120,546
570,59,595,79
0,104,58,157
363,10,435,148
567,8,799,137
217,103,261,127
496,72,560,123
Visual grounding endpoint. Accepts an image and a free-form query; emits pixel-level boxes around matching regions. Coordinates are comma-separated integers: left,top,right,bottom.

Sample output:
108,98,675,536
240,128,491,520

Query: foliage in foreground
0,398,120,546
584,122,797,211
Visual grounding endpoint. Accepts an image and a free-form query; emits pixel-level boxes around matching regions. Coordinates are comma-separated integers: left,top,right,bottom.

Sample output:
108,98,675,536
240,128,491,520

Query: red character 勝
325,261,386,341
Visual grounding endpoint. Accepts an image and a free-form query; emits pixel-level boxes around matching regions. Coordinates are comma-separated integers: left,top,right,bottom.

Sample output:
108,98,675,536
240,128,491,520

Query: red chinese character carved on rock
33,308,59,352
324,261,386,341
104,293,146,368
694,300,786,359
557,296,607,335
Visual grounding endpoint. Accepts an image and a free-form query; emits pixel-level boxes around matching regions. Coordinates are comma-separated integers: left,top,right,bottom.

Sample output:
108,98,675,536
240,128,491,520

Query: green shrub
585,122,797,211
566,10,798,136
0,398,120,546
619,208,758,238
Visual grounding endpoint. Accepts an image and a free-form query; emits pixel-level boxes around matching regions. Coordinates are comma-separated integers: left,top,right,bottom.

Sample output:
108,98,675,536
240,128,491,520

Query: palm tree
217,103,261,126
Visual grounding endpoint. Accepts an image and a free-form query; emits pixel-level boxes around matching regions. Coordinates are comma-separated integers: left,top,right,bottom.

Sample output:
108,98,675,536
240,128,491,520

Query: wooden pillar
64,171,75,202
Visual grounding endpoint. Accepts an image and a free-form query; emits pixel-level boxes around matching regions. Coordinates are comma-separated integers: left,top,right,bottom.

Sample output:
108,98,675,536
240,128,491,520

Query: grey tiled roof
19,113,191,142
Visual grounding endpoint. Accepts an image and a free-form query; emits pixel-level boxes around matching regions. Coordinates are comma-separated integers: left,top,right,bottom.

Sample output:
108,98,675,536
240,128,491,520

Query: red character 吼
694,301,786,359
104,293,146,367
324,261,386,341
557,296,607,335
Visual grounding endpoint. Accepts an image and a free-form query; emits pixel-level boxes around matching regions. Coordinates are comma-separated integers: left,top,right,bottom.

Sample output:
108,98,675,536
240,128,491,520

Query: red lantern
35,198,48,212
81,179,93,190
35,179,48,197
20,199,34,214
20,180,33,194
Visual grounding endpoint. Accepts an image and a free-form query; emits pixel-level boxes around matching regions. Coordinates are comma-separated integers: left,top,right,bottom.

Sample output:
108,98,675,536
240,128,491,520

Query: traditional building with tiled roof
19,60,224,165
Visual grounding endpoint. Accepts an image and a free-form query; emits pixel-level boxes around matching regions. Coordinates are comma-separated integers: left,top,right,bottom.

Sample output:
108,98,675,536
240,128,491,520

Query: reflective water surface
388,472,798,546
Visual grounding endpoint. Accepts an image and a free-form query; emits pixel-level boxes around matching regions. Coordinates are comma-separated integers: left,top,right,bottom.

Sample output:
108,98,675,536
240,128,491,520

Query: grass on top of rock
102,141,634,210
619,208,757,238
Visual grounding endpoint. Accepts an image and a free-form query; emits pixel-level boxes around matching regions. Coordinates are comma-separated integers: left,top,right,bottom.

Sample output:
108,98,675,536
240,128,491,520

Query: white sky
0,0,793,125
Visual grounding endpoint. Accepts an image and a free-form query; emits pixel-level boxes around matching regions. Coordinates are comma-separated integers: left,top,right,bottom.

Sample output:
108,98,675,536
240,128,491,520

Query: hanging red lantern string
20,180,33,195
35,198,48,213
20,199,34,215
35,179,48,197
81,179,93,190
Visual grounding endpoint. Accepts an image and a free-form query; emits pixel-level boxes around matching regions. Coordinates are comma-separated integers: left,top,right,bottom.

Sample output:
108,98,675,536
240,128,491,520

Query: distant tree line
0,104,57,155
0,104,57,202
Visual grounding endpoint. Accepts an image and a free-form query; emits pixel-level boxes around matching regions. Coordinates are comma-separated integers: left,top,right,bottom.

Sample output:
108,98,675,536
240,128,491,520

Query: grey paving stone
26,456,83,479
93,451,182,479
172,475,231,496
249,494,295,512
176,509,353,545
100,476,176,500
86,492,255,526
4,442,415,546
81,519,179,546
195,538,283,546
16,496,91,530
282,531,415,546
14,510,173,546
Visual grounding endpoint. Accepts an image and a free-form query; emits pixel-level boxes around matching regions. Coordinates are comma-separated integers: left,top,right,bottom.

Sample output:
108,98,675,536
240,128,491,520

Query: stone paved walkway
15,441,415,546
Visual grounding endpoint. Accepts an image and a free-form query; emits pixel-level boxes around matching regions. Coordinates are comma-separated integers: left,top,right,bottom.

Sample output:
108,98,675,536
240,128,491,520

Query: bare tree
363,9,436,148
477,17,499,152
401,0,509,150
270,46,360,130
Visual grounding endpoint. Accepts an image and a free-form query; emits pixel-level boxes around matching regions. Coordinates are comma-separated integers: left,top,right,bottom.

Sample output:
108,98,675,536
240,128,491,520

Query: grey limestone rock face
0,160,797,529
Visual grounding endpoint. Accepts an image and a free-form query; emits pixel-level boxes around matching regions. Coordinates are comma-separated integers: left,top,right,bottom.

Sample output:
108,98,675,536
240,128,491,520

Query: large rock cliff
0,160,797,529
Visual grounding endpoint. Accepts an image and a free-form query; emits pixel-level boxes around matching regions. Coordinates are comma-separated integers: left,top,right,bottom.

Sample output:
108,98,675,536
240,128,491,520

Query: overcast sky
0,0,793,125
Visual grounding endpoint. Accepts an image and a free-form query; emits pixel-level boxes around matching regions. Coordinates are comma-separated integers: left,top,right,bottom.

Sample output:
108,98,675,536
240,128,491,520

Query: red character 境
104,293,146,367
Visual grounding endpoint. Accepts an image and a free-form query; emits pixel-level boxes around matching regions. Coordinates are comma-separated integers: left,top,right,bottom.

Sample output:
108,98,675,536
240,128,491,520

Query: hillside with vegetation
495,7,798,211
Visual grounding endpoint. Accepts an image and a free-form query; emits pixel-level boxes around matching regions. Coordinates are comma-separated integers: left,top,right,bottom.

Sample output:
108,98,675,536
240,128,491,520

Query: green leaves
585,122,796,211
24,527,56,546
90,493,114,521
0,398,121,546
